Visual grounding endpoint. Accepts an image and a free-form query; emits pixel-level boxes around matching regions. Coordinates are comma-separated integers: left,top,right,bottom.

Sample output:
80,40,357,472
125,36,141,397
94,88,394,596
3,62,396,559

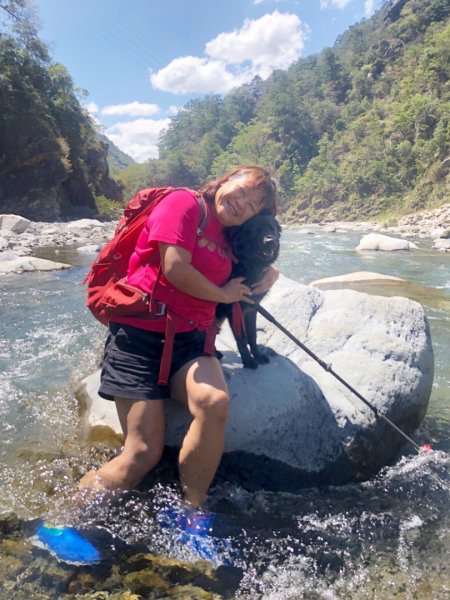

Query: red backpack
83,187,208,326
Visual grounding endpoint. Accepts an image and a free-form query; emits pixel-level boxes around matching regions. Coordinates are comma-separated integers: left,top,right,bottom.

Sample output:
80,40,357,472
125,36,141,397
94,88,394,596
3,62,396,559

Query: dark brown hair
198,165,278,216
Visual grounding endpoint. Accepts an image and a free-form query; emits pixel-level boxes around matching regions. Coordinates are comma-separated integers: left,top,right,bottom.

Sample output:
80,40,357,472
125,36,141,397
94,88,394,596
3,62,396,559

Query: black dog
216,213,281,368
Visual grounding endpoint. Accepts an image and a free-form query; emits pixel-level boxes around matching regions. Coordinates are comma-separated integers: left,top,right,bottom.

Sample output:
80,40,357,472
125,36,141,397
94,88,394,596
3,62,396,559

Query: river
0,227,449,598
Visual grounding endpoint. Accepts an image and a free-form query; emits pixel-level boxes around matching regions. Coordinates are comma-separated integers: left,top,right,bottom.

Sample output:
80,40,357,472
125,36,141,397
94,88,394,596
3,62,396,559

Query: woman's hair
198,165,278,216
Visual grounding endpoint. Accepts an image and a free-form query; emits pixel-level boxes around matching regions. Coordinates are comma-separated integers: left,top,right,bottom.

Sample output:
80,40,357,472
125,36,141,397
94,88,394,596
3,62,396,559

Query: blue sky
34,0,383,162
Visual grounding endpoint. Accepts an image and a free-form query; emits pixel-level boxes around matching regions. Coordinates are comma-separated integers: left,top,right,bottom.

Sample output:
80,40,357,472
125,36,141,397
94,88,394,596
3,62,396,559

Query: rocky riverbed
1,203,449,274
299,202,450,244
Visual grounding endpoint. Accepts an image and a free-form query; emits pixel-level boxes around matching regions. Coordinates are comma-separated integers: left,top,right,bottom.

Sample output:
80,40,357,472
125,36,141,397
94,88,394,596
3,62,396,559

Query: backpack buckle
153,301,166,316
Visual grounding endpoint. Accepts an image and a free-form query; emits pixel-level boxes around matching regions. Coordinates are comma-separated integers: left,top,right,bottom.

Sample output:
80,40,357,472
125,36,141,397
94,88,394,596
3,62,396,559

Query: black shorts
98,322,210,401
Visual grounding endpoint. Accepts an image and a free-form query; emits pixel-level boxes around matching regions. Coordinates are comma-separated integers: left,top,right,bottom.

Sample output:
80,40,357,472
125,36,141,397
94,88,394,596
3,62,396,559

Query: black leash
256,304,431,454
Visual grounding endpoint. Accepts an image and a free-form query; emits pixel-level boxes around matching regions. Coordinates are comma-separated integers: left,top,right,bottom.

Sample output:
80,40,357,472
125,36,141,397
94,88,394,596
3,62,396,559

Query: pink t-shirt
113,189,232,332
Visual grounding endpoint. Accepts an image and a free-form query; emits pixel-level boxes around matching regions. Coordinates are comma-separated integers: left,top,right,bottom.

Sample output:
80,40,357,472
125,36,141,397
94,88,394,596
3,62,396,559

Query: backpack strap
158,311,176,385
231,302,246,337
196,194,209,236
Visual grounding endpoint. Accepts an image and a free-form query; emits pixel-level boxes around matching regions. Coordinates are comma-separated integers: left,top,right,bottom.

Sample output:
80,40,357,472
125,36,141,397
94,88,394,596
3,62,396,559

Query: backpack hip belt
157,310,219,386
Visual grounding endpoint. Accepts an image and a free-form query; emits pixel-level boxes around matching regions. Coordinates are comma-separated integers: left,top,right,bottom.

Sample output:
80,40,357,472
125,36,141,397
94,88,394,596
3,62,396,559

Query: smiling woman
199,165,278,227
79,165,280,511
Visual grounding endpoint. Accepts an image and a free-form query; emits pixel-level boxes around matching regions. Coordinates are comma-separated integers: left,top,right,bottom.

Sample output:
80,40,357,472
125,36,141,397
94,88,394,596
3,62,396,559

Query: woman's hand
250,265,279,296
220,277,254,304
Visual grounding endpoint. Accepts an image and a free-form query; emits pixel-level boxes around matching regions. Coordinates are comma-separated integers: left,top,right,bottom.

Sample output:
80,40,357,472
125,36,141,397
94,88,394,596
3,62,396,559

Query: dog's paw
242,357,258,369
255,353,270,364
252,345,274,364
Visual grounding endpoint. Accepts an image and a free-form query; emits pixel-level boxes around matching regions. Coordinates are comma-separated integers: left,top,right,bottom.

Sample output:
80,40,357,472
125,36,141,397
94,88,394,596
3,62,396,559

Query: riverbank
1,202,449,268
292,202,450,241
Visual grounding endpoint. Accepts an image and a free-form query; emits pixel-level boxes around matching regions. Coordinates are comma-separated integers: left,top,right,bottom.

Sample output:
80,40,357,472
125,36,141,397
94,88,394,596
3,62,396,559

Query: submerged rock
310,271,405,287
76,275,434,490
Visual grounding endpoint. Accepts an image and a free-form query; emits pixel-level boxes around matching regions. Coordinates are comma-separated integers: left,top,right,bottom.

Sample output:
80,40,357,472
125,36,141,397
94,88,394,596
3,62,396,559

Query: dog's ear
223,225,241,246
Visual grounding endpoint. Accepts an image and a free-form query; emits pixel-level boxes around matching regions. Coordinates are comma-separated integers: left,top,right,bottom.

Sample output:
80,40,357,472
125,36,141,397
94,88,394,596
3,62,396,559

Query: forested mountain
122,0,449,222
1,0,448,222
0,0,123,220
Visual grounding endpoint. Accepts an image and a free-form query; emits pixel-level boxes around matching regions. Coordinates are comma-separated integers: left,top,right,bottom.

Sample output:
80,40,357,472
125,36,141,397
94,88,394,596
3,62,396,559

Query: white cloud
101,101,160,117
320,0,352,9
254,0,264,4
105,117,171,163
151,56,240,94
84,102,99,114
150,11,306,95
364,0,374,15
206,11,304,72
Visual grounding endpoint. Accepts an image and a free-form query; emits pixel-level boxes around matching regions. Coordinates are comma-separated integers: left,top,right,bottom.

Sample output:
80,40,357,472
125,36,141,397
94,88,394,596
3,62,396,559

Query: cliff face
0,124,123,221
0,34,123,221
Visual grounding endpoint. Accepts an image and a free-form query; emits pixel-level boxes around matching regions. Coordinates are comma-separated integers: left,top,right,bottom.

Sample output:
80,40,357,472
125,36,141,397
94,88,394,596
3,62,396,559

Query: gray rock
311,271,405,287
77,244,101,253
433,239,450,251
0,254,70,274
76,276,433,490
65,219,106,230
0,214,31,233
356,233,417,251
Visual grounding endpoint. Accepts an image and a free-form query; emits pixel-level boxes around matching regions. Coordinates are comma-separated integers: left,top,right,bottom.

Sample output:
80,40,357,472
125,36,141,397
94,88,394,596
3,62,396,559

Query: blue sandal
157,506,234,565
32,523,102,565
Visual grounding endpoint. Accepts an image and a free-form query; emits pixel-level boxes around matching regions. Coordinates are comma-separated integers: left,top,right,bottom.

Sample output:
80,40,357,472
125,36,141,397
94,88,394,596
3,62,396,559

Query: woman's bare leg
171,356,229,507
79,398,165,492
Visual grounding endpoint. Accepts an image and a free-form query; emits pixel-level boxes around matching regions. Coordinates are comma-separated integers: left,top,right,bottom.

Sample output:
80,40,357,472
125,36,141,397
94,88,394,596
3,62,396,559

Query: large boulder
76,275,434,491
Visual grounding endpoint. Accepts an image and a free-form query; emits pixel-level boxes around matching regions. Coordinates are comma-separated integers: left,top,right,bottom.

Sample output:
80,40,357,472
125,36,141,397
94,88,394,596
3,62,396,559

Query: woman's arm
159,243,254,304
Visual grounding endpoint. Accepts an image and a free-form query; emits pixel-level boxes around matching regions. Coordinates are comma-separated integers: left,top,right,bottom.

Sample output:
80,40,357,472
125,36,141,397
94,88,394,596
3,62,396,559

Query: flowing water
0,228,449,599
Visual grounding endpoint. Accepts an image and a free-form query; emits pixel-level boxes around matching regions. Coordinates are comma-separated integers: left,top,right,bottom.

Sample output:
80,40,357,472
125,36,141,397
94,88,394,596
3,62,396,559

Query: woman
79,165,279,508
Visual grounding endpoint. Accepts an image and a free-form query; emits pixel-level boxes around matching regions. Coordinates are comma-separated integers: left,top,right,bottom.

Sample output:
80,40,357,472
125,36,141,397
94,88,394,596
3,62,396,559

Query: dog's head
225,213,281,265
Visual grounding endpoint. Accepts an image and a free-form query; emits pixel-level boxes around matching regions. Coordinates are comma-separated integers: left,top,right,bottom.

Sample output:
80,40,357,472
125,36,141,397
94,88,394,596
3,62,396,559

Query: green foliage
116,161,156,200
285,0,450,221
211,121,282,175
94,195,123,219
